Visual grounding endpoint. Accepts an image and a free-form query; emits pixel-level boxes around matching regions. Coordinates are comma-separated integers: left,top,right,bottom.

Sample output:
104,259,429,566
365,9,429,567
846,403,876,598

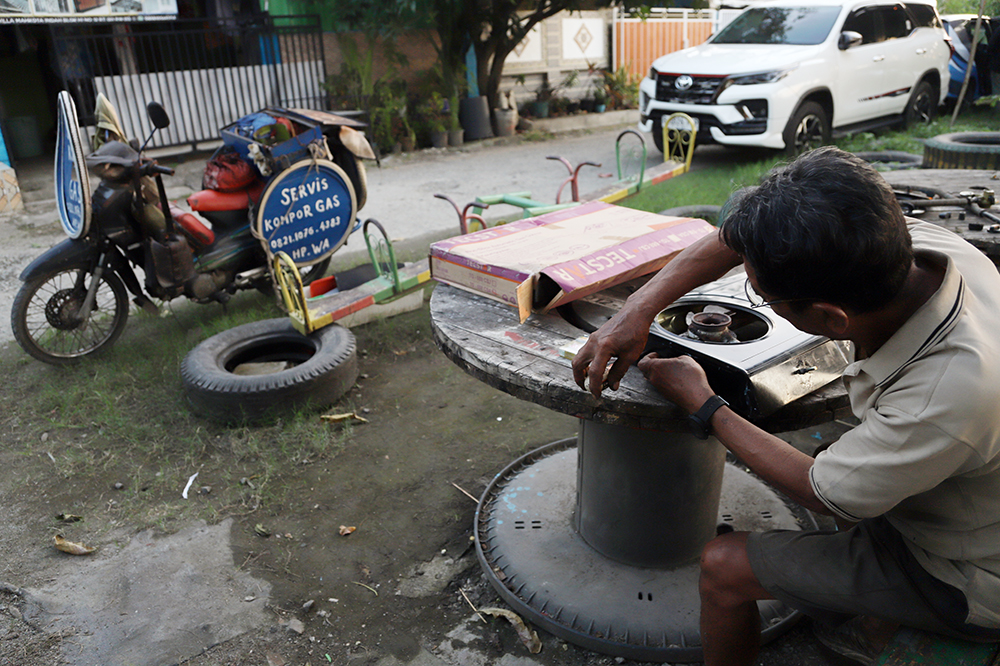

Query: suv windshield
712,6,842,45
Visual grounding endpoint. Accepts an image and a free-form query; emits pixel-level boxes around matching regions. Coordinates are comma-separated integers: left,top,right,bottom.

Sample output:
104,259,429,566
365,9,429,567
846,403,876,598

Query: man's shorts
747,516,1000,641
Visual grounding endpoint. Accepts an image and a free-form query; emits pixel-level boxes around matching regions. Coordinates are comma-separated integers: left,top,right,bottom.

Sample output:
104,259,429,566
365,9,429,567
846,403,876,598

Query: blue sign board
255,160,356,266
55,91,91,239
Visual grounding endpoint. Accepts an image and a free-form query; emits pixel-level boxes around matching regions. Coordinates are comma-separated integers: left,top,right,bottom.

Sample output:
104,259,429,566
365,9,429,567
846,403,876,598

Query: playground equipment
436,128,698,236
274,219,431,335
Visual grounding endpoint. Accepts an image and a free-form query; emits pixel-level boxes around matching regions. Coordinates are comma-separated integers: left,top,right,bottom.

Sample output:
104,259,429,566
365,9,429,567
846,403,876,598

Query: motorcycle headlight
729,67,795,86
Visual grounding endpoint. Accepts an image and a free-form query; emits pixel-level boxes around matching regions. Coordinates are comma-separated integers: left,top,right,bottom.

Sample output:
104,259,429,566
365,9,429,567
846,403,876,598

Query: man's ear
811,302,851,337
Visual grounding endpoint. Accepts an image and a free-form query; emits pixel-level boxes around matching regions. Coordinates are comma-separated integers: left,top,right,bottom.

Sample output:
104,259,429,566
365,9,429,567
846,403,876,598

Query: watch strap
688,395,729,439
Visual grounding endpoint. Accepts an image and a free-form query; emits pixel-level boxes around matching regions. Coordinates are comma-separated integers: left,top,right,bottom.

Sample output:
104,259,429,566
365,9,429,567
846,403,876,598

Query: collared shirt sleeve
810,362,990,523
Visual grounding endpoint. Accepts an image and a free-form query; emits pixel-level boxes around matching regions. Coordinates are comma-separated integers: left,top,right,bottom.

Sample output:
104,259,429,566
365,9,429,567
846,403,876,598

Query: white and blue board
55,91,92,239
255,159,357,266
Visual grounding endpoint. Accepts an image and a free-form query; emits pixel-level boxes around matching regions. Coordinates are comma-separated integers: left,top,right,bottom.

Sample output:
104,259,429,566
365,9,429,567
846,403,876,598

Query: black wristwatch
688,395,729,439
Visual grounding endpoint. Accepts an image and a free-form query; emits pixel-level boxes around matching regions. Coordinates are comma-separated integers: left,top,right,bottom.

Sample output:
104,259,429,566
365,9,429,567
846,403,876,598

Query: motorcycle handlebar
141,162,174,177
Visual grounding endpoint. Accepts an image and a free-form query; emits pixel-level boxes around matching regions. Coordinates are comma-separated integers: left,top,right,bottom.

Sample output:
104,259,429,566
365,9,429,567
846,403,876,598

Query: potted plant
593,87,608,113
418,92,449,148
429,115,448,148
532,81,554,118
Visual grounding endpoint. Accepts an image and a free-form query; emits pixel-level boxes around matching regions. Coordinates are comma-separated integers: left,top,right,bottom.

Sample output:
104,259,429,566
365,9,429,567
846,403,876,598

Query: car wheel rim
911,93,932,124
795,115,824,152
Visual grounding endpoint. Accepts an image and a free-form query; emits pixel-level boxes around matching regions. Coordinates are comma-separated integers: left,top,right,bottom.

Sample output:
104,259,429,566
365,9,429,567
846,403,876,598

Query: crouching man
571,147,1000,665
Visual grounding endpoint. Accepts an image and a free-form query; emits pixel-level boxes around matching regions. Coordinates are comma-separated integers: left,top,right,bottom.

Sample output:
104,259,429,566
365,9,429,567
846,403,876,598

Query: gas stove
644,272,851,418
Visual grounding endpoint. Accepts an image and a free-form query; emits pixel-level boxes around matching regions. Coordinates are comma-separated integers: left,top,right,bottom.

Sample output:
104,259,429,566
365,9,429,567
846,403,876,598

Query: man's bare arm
571,230,742,398
637,353,830,515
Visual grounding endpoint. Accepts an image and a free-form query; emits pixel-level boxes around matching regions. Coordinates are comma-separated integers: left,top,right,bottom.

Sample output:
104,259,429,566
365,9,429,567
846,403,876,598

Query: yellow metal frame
274,251,313,333
662,112,697,172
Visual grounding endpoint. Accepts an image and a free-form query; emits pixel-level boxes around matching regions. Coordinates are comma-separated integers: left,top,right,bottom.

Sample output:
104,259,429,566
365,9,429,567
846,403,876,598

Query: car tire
652,117,665,154
783,102,830,156
923,132,1000,170
181,318,358,424
903,80,937,128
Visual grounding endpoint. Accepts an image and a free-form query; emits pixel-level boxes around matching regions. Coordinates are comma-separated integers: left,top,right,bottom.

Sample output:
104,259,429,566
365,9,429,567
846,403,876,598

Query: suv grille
654,73,727,104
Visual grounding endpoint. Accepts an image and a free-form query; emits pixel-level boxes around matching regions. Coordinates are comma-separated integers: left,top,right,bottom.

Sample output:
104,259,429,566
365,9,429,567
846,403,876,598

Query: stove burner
646,273,850,418
685,311,738,343
658,302,769,344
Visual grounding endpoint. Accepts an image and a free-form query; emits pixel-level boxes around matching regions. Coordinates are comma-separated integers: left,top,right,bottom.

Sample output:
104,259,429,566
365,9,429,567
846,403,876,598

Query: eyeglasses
744,277,811,309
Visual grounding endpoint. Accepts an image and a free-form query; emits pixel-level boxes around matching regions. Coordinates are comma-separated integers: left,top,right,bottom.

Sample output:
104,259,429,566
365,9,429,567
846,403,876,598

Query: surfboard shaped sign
255,159,357,266
55,91,92,239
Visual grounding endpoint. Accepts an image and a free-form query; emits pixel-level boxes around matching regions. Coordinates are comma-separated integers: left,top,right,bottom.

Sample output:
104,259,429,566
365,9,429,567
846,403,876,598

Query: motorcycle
11,91,374,365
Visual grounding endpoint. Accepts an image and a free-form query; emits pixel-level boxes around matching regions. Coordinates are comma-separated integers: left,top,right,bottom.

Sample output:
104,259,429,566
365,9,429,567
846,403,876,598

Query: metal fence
612,7,744,81
50,15,326,151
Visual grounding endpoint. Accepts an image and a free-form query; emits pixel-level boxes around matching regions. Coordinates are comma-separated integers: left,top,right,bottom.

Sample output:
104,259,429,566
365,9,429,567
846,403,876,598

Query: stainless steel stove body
645,273,851,418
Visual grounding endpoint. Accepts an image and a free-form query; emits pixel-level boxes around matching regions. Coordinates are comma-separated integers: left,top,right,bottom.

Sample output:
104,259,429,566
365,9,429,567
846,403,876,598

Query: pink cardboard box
430,201,715,321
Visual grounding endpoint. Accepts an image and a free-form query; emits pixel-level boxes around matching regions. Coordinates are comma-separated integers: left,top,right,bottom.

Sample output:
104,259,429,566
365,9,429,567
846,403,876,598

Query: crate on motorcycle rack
221,112,324,174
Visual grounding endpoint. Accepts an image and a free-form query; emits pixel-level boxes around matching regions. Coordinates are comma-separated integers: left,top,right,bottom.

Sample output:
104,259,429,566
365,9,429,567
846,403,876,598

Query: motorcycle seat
169,204,215,247
188,180,265,212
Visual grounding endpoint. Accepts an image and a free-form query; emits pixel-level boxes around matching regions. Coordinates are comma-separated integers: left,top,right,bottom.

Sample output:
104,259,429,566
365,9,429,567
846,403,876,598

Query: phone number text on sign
256,160,357,266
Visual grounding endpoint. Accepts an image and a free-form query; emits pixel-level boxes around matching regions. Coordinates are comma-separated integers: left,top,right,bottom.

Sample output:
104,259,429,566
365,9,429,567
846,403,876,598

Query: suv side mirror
838,30,863,50
147,102,170,129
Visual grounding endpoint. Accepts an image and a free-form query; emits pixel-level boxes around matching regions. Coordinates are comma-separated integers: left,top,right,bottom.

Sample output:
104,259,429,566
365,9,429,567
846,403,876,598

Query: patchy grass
620,153,786,215
620,105,999,215
0,289,359,533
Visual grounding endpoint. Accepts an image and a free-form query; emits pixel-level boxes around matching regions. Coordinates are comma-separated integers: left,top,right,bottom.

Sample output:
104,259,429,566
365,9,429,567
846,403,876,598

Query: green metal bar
523,203,580,217
364,219,401,293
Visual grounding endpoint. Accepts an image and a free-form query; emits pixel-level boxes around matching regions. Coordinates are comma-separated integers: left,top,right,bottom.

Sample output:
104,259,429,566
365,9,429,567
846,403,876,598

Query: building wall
314,9,612,109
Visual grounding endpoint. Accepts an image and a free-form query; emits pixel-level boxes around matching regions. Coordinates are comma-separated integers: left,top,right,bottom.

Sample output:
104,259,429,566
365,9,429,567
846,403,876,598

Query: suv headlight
649,66,658,81
730,68,794,85
712,66,796,103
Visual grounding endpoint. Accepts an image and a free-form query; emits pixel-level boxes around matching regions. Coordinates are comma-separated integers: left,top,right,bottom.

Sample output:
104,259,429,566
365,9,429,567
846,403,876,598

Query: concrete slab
20,519,271,666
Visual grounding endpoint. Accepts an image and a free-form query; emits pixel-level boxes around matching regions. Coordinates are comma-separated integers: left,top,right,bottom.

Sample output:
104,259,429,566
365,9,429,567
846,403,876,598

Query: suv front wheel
903,80,937,128
783,102,830,156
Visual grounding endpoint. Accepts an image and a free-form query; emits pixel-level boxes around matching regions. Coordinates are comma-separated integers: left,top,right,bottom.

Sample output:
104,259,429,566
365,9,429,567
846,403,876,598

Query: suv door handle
915,48,927,55
873,55,885,62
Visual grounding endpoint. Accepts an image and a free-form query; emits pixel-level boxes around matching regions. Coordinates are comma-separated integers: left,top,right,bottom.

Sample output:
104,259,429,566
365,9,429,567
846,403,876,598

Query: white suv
638,0,952,155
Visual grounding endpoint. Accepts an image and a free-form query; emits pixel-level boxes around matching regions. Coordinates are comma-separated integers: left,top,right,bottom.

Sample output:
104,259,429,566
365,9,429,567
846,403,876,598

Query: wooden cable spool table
430,281,851,662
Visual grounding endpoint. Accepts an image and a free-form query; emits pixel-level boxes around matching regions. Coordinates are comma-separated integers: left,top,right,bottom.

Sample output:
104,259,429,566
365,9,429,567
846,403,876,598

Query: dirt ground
0,291,854,666
0,139,848,666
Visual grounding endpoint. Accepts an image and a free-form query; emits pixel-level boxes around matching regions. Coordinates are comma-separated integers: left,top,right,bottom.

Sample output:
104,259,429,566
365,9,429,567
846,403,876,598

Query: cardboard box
430,201,715,321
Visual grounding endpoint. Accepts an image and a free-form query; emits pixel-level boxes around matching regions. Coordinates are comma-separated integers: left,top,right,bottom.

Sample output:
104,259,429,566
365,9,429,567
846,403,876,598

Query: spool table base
475,439,812,662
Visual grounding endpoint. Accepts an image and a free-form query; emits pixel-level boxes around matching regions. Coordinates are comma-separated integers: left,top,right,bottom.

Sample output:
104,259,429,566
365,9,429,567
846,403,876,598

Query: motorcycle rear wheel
11,263,129,365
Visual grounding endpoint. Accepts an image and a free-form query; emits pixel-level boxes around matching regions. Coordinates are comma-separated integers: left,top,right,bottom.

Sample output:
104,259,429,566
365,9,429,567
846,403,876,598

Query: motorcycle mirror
147,102,170,129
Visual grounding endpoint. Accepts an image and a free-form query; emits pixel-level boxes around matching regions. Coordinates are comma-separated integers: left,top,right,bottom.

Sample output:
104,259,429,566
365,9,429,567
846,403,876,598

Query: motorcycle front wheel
11,263,129,365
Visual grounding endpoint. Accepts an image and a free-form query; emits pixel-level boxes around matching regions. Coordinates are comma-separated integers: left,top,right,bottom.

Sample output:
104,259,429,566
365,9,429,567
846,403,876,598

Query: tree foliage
426,0,608,114
308,0,630,124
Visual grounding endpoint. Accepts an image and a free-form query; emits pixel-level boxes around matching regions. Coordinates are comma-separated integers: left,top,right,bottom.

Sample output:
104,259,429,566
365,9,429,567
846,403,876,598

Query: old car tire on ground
181,318,358,424
783,101,830,156
923,132,1000,170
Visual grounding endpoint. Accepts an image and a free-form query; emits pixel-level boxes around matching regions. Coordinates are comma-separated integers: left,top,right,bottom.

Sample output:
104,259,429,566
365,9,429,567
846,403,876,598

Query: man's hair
720,146,913,313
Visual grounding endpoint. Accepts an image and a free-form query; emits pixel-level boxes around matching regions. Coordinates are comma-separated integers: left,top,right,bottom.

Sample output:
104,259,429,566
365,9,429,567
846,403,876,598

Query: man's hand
571,309,652,398
569,231,743,400
637,353,714,414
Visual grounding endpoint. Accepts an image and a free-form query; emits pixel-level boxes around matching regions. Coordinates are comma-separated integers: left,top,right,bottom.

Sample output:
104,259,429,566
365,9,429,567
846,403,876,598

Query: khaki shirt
810,220,1000,626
